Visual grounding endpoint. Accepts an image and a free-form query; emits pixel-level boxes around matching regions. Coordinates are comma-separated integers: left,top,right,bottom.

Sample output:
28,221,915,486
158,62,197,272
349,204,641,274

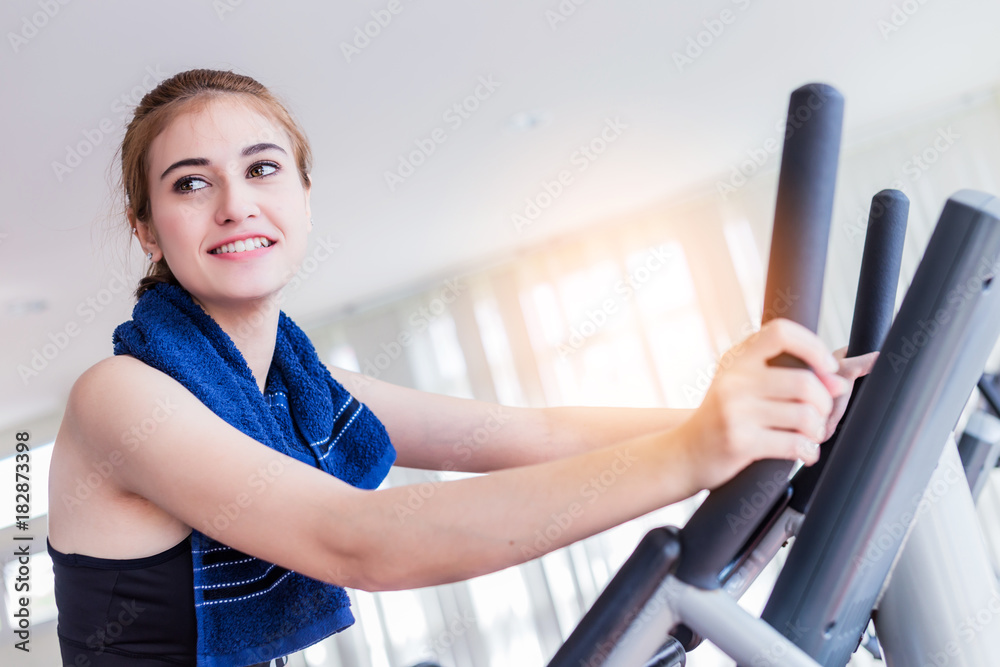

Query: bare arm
67,356,699,592
327,365,694,473
69,319,847,593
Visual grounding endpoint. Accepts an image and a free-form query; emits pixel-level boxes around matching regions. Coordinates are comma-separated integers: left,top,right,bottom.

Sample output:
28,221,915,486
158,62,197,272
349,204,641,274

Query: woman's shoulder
71,354,152,397
77,353,148,377
65,355,168,435
52,354,194,557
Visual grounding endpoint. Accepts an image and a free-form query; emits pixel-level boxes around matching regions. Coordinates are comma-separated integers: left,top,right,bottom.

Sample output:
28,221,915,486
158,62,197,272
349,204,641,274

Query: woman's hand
820,347,879,442
675,318,852,492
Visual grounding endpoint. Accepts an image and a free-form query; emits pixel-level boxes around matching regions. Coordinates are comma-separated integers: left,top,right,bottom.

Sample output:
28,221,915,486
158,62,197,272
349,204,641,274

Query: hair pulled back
117,68,312,298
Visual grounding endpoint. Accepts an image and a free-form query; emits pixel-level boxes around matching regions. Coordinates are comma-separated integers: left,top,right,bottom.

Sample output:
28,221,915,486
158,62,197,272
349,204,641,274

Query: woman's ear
304,175,313,226
129,207,161,261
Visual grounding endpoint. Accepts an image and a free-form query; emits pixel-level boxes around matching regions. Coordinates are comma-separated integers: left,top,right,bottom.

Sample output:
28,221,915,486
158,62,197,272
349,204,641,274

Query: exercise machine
546,83,1000,667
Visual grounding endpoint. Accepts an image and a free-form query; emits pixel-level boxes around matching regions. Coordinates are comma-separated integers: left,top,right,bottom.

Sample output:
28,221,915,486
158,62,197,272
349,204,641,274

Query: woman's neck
192,294,281,393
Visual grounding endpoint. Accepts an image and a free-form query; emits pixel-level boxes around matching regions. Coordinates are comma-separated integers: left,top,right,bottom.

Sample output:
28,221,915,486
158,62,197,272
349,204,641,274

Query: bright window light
474,297,527,406
353,590,390,667
467,567,544,667
4,550,57,628
0,441,53,530
328,342,360,373
724,218,765,322
303,642,328,666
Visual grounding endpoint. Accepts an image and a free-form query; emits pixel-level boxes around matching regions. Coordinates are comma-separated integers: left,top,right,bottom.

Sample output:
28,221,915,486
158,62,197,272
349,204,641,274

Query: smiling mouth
209,237,274,255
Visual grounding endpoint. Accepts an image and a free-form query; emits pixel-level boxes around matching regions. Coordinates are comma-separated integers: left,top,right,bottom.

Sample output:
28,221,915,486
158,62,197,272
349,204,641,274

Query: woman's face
138,95,311,311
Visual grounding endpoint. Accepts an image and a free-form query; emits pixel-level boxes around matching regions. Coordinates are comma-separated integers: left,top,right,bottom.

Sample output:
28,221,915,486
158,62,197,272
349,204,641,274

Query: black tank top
47,535,289,666
47,534,198,665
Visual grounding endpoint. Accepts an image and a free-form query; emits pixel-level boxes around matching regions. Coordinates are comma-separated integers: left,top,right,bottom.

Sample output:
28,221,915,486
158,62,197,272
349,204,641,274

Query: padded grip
764,83,844,331
848,189,909,357
789,190,908,514
676,84,844,590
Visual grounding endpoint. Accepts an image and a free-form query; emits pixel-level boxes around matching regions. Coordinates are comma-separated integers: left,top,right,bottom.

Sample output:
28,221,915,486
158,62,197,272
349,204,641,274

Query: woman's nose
215,177,261,224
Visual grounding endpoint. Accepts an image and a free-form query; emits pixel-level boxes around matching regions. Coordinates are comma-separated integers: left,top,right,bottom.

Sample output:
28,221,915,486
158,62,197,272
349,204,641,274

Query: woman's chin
188,285,285,310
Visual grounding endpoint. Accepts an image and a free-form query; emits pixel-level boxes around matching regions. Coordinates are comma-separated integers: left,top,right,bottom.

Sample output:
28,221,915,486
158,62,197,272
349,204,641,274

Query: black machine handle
675,83,844,590
847,189,909,358
789,189,909,514
545,527,683,666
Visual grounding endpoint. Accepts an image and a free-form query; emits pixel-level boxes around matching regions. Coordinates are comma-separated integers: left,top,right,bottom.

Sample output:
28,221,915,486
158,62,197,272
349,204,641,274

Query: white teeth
211,236,273,254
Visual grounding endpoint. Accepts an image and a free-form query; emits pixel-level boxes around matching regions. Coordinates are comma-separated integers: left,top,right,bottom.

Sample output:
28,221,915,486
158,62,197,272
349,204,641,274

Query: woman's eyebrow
159,142,288,181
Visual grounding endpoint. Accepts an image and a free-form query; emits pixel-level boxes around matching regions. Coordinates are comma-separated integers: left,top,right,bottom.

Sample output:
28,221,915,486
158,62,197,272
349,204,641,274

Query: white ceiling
4,0,1000,432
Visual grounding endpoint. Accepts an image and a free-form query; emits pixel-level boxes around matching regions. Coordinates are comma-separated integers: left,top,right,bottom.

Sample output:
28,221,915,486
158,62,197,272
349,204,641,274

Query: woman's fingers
738,425,822,466
836,350,879,380
688,321,870,487
746,319,840,377
726,321,852,466
737,319,852,404
815,370,852,398
815,350,879,441
755,367,841,418
750,398,828,443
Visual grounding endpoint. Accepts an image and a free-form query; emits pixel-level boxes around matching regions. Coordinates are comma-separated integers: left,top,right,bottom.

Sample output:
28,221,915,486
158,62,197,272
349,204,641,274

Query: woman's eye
248,162,278,178
174,176,207,194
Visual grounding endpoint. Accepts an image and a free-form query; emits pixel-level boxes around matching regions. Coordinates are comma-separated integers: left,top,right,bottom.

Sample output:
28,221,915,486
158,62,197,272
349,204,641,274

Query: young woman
46,68,873,667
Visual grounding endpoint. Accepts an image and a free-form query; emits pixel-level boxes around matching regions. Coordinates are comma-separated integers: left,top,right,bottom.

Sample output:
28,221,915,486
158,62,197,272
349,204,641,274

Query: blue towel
111,282,396,667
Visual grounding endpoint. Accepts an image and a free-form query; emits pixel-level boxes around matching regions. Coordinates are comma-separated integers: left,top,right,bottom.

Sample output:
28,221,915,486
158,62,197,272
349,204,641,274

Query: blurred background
4,1,1000,665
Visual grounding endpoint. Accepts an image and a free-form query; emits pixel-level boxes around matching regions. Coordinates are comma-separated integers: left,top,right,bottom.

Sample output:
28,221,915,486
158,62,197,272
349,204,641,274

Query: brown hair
116,68,313,299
